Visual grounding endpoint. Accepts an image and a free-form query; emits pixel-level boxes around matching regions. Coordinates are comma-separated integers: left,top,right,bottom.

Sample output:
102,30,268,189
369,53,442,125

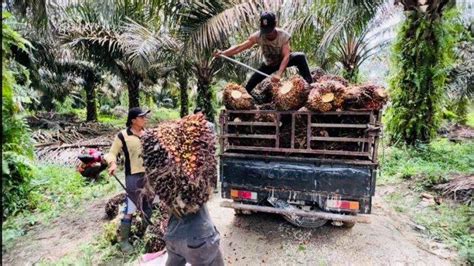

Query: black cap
260,11,276,35
193,107,203,114
126,107,150,127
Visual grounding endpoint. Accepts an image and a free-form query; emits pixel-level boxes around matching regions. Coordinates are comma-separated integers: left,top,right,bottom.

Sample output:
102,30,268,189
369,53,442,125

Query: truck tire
284,216,328,228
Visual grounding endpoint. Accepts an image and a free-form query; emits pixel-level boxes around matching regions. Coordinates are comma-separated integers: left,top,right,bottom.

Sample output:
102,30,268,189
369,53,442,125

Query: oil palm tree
387,0,458,145
57,0,164,108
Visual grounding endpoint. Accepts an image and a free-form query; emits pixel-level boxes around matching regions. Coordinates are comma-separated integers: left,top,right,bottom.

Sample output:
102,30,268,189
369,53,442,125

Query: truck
218,109,382,228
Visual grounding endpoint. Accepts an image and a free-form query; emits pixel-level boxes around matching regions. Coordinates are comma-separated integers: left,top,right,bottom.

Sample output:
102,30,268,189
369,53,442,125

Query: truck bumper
220,200,371,224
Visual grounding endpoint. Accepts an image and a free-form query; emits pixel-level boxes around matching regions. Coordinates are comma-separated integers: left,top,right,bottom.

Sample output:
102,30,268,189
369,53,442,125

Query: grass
98,113,126,127
379,138,474,186
467,108,474,128
2,164,118,250
380,137,474,263
97,107,180,127
36,220,147,265
148,107,180,124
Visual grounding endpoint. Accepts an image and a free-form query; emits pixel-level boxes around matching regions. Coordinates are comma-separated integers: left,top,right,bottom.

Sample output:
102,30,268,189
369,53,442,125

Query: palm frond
59,22,124,71
179,0,285,54
120,18,180,73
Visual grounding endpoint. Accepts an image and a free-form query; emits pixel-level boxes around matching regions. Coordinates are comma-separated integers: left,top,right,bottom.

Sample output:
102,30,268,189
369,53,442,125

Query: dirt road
207,187,455,265
2,198,110,265
2,185,456,266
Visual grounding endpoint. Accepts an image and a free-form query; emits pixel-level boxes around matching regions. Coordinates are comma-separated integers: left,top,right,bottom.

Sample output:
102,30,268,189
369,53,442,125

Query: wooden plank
275,113,280,148
311,123,367,129
311,137,369,143
307,114,311,150
291,113,295,148
226,146,371,157
225,134,276,139
227,121,275,126
226,110,373,116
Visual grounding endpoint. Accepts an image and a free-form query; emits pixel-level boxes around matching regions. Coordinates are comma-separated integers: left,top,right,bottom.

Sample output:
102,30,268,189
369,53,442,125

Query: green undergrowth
37,220,146,265
385,189,473,263
2,164,118,250
98,113,126,127
379,138,474,187
148,107,180,123
380,137,473,263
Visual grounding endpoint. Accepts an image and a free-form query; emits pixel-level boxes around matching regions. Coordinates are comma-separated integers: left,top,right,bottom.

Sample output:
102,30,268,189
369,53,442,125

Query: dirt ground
2,183,457,266
208,187,456,266
2,198,110,265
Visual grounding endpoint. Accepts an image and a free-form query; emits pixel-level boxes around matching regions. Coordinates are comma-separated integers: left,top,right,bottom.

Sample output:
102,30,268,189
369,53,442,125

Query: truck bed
219,110,382,164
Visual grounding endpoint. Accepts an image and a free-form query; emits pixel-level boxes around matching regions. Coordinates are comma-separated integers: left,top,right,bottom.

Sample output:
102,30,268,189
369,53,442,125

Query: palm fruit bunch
142,113,217,217
143,204,169,253
105,193,127,220
311,67,326,83
306,81,347,112
344,83,388,110
107,202,170,252
223,83,256,110
316,74,349,87
251,77,274,104
255,103,276,123
273,75,309,111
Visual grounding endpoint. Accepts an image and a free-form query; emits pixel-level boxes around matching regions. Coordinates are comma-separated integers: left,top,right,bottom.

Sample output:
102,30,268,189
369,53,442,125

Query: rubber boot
119,219,134,254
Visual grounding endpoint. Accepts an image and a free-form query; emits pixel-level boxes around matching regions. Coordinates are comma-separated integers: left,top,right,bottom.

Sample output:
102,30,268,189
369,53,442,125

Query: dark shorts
123,173,151,216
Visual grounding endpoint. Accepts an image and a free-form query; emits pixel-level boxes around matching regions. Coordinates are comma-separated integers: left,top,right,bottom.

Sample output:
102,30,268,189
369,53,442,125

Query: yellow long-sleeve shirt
104,128,145,175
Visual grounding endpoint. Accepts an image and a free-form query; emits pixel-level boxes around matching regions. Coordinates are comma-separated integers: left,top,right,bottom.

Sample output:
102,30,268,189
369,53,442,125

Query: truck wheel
284,216,328,228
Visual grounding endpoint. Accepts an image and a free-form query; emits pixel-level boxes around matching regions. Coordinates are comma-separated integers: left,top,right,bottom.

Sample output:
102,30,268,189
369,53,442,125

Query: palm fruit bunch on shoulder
251,77,274,104
104,193,127,220
273,75,309,111
316,74,349,87
310,67,326,83
344,83,388,110
223,83,256,110
306,81,346,112
142,113,217,217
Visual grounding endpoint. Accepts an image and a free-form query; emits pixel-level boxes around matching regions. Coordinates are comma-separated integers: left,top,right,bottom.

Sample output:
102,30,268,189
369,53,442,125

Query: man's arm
272,42,291,82
214,35,257,58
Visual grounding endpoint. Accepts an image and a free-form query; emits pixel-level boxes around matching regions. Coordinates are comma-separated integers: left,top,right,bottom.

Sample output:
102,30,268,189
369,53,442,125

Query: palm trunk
84,72,97,122
195,65,214,123
342,65,358,84
178,74,189,117
85,86,97,121
127,74,141,108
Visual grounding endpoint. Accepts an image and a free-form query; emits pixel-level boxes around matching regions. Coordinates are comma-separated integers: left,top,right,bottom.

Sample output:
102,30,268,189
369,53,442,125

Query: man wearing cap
104,107,153,253
214,11,312,93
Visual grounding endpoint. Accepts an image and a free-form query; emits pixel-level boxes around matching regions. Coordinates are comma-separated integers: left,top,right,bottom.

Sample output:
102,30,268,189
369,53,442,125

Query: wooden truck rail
219,109,382,165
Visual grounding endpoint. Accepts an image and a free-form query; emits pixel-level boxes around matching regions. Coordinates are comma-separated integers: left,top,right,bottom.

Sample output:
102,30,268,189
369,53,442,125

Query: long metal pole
219,54,271,78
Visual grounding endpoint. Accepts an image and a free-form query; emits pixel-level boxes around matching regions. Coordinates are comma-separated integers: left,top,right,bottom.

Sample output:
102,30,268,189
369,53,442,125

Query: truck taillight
231,189,257,200
326,199,359,211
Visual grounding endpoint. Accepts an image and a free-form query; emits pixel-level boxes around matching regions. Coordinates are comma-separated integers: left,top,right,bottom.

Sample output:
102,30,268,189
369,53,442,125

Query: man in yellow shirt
104,107,152,253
